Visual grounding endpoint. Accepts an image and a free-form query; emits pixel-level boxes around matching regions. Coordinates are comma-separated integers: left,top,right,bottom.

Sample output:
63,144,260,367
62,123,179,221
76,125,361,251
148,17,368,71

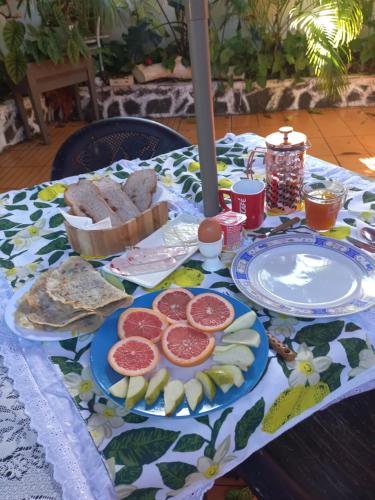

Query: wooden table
11,57,99,145
236,390,375,499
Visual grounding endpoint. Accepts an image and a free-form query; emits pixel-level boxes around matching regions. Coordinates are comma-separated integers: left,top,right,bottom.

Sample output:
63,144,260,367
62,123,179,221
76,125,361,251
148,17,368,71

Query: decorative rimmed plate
90,288,269,418
231,233,375,318
4,279,103,341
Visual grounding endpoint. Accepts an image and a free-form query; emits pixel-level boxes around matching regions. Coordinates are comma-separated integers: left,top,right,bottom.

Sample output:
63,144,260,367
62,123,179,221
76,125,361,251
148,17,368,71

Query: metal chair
50,117,192,180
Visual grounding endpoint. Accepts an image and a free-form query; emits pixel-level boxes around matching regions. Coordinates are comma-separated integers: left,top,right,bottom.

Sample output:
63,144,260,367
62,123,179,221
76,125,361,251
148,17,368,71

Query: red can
212,211,247,251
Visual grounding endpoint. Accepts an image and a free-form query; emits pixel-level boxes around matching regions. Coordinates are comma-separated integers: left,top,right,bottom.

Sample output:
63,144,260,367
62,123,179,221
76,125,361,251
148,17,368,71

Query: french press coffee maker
247,126,310,215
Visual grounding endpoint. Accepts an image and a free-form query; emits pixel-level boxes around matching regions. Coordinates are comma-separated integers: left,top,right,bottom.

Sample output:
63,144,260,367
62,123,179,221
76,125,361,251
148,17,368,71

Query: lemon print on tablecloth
38,183,66,201
171,267,205,287
144,276,175,292
143,267,204,292
320,226,350,240
218,178,233,188
262,382,330,433
216,161,227,172
188,161,200,172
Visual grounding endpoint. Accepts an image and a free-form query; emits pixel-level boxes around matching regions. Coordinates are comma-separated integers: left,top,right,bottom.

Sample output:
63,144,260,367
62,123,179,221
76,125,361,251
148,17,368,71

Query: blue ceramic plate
90,288,269,418
231,233,375,318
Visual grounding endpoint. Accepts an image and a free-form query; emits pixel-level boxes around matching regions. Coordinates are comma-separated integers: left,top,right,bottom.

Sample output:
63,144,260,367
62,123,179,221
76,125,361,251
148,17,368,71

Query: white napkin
59,209,112,230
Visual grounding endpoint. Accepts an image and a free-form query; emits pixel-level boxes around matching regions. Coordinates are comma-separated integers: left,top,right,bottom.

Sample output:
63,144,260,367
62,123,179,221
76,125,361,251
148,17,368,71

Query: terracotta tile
0,149,28,168
178,119,197,144
179,116,231,143
232,114,259,134
324,136,367,156
155,117,181,130
257,112,286,135
336,154,375,177
310,108,352,137
1,113,374,191
5,139,40,152
281,110,323,138
357,135,375,154
308,137,332,157
335,107,375,135
0,165,51,190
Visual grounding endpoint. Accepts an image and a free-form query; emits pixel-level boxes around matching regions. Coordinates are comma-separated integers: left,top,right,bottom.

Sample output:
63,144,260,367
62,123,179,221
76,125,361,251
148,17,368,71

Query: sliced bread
94,177,140,223
64,179,122,225
122,169,157,212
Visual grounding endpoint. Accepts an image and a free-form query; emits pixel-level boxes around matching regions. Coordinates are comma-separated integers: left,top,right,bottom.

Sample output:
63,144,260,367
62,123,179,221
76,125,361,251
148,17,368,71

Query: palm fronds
290,0,363,98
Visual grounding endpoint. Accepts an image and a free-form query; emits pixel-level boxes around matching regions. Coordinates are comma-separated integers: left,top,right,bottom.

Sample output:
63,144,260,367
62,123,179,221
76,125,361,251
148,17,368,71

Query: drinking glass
302,181,347,231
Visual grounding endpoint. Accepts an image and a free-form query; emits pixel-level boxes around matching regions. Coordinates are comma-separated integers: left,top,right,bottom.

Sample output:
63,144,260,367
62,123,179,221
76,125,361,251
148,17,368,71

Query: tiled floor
0,107,375,193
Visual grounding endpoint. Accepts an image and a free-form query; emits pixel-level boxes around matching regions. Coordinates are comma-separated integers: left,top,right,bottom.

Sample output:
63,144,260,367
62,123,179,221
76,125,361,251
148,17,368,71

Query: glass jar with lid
247,126,311,215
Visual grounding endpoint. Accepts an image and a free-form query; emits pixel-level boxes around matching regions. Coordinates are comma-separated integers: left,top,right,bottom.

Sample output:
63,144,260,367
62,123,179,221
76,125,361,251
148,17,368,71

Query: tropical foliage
0,0,374,98
0,0,119,83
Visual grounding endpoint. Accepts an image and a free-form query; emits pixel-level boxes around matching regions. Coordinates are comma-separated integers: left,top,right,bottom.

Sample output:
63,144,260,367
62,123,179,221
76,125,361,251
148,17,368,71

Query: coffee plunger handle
279,126,293,144
246,146,266,179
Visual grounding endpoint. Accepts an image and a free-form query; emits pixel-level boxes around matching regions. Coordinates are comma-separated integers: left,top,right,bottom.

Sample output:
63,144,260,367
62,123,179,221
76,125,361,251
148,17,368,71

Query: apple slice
184,379,204,412
213,344,255,371
109,377,128,398
125,376,148,411
195,371,216,401
145,368,170,406
209,364,244,387
222,329,261,347
205,367,234,394
164,380,185,416
224,311,256,334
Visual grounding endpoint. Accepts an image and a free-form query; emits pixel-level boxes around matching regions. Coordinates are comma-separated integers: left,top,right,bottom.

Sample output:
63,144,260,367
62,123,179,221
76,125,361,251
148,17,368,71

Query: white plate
4,279,98,341
231,233,375,318
104,214,200,288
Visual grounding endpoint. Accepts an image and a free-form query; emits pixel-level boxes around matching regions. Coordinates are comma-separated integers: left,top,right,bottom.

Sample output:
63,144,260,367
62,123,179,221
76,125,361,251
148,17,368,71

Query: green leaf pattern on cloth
1,133,374,497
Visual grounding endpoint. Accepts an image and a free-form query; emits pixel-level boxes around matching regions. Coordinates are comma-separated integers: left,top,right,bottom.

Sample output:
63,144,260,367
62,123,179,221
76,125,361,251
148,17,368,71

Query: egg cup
198,236,223,272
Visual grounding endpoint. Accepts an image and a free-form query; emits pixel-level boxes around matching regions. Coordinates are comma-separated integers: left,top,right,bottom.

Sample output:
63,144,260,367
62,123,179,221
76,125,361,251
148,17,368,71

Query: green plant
350,0,375,73
122,18,162,64
122,0,189,69
290,0,364,98
98,40,132,76
208,0,365,97
0,0,119,83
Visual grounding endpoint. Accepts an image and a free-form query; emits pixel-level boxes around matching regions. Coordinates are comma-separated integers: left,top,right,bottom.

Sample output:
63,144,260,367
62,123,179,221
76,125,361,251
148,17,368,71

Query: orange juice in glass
303,181,347,231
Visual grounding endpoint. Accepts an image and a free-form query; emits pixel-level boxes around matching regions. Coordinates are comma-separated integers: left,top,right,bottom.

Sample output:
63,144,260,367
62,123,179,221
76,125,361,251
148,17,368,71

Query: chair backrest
51,117,192,180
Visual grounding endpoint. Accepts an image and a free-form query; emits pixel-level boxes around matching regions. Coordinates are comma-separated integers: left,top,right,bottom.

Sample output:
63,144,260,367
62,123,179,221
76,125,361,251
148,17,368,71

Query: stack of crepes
15,257,133,334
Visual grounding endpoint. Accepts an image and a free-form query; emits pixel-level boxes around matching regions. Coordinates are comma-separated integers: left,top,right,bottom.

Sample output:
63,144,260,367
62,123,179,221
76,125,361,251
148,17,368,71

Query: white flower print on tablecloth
64,366,101,401
87,401,126,447
288,343,332,387
10,219,49,250
268,314,299,338
92,400,126,428
349,339,375,378
168,436,235,497
4,261,43,288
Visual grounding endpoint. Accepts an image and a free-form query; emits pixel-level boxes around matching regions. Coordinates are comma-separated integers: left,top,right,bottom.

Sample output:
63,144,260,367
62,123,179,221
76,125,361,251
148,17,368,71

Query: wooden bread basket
64,201,169,257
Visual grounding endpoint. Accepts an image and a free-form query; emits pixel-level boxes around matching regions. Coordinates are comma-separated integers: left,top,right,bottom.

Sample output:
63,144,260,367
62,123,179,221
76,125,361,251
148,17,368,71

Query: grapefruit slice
108,336,160,376
186,293,234,332
118,307,168,343
152,288,194,323
161,323,215,367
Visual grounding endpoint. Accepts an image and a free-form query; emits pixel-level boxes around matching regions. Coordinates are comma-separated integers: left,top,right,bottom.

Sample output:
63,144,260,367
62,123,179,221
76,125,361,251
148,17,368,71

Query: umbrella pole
185,0,219,216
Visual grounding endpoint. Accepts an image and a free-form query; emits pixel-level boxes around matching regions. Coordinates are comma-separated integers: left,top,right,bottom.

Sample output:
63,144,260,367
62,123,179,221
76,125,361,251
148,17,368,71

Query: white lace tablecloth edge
0,277,116,500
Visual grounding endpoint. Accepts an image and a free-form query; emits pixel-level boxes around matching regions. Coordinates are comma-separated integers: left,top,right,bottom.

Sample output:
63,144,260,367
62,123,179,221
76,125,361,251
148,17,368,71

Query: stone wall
0,74,374,153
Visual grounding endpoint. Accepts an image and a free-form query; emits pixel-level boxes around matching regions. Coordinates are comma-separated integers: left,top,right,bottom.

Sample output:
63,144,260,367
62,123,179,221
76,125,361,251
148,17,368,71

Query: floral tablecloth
0,133,375,500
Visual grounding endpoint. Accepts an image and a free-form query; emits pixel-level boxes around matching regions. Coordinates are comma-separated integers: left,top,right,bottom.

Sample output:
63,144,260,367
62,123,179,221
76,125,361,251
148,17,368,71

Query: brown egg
198,218,222,243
